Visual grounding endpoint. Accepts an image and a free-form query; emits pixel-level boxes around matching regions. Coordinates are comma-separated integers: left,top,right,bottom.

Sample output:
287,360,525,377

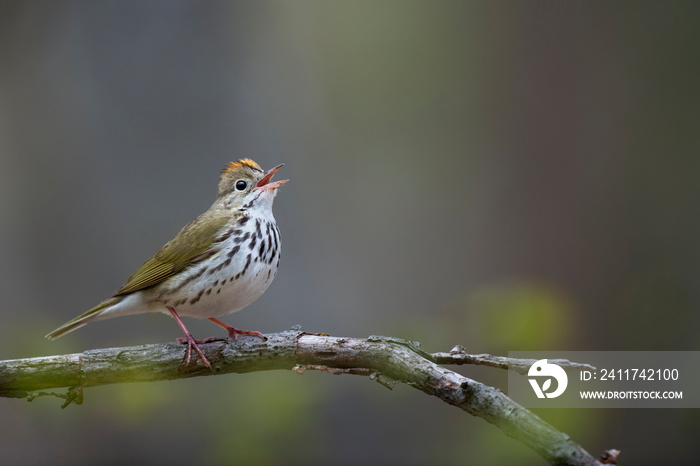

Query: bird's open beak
255,164,288,191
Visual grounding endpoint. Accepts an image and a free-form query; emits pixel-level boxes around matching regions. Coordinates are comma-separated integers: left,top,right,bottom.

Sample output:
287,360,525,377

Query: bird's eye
235,180,247,191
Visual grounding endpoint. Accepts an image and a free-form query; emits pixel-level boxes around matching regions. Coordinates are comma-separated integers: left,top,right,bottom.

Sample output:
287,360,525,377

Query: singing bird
46,159,287,368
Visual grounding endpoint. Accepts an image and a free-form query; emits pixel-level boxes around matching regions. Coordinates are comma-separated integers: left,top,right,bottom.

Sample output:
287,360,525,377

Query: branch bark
0,328,612,466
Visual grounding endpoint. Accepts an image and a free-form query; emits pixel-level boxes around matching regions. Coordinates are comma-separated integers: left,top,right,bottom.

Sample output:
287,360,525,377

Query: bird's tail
45,297,122,340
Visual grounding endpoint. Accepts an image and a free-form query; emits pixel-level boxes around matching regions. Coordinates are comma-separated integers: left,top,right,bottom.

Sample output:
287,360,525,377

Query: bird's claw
177,333,212,369
227,328,264,340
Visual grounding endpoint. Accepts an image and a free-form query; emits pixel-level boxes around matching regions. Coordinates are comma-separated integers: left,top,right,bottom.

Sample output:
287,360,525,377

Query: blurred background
1,1,699,465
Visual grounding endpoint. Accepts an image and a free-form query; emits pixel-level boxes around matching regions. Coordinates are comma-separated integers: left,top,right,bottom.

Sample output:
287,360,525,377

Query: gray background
2,1,700,465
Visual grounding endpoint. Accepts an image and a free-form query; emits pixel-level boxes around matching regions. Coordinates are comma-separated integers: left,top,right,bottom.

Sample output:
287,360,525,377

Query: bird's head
217,159,287,210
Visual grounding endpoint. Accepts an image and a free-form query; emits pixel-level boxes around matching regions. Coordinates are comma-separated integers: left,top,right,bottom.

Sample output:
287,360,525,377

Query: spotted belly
155,218,281,319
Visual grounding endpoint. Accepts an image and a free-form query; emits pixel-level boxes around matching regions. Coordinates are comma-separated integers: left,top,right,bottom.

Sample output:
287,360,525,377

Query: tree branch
0,327,614,466
432,345,598,374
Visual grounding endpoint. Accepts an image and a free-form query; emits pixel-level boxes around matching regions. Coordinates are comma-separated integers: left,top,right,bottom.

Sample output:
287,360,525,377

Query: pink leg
208,317,264,340
167,307,211,368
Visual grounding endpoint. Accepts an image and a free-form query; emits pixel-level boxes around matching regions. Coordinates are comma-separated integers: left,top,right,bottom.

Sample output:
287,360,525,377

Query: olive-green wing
113,215,229,296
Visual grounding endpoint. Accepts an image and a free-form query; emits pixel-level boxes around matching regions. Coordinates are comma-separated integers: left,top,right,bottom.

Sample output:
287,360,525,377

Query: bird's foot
207,317,265,341
167,306,213,369
228,328,264,340
176,332,212,369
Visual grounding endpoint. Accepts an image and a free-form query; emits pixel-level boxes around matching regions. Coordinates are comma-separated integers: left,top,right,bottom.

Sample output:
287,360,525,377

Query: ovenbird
46,159,288,368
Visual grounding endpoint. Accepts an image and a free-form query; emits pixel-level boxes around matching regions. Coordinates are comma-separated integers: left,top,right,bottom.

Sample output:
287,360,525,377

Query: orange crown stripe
223,158,262,174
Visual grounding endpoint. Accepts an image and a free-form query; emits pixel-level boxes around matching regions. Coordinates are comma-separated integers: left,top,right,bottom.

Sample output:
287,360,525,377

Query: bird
46,159,288,368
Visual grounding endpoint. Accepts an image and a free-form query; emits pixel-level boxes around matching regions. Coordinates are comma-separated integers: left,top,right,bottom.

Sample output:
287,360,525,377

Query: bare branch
0,328,610,466
432,345,598,375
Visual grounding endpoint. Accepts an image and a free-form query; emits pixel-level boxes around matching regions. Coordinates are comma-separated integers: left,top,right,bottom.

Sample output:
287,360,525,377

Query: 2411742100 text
580,368,679,381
